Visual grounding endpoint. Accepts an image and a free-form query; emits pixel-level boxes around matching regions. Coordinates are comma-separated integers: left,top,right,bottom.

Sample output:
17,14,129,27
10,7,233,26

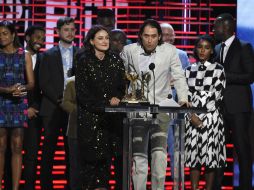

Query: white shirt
59,41,73,86
221,35,235,63
139,49,156,73
31,54,37,70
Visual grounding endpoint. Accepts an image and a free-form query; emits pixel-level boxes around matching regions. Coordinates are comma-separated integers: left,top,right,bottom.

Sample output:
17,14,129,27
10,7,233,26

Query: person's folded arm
111,58,126,100
75,60,105,113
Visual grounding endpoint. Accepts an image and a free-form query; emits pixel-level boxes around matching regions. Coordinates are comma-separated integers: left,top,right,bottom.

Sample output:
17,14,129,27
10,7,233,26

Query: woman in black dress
75,25,125,190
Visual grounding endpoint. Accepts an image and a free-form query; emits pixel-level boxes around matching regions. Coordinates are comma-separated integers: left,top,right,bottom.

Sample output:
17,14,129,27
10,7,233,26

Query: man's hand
179,101,191,107
109,97,121,106
169,78,176,88
27,107,39,119
57,98,63,105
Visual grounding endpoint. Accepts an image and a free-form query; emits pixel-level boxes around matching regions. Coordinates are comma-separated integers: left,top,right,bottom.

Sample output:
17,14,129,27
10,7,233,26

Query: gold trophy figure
122,71,139,103
122,71,151,104
140,72,151,102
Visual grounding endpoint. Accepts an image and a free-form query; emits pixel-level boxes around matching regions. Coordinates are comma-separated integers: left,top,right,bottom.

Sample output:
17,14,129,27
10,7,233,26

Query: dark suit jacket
39,45,78,116
216,38,254,113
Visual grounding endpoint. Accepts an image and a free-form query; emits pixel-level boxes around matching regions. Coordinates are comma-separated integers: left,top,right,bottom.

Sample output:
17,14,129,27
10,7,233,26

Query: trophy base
120,100,150,106
121,99,136,103
121,94,150,105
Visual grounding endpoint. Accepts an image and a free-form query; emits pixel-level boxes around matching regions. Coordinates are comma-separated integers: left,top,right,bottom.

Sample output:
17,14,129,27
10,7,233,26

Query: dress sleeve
191,67,226,113
112,57,126,100
75,56,105,113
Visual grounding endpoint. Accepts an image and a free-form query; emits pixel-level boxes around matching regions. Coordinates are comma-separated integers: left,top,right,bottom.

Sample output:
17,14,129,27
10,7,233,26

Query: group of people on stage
0,8,253,190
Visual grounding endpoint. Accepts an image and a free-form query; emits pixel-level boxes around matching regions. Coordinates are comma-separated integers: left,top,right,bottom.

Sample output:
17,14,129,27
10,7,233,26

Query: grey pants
132,113,170,190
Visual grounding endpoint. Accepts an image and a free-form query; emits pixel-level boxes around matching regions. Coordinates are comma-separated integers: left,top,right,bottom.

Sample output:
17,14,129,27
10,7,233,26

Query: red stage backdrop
1,0,236,189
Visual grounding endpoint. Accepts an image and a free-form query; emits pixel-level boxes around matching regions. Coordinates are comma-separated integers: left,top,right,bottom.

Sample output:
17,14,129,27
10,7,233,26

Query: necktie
220,42,226,64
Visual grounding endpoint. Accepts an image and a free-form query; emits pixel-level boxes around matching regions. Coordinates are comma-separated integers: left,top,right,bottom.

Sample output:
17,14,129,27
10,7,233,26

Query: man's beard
61,38,73,44
30,42,42,53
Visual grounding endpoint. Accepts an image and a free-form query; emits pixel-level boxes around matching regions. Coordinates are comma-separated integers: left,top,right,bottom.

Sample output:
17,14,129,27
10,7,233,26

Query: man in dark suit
213,13,254,190
38,17,77,190
22,25,45,190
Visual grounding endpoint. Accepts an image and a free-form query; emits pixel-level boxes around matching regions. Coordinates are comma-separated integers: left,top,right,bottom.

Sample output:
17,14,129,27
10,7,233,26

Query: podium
105,104,205,190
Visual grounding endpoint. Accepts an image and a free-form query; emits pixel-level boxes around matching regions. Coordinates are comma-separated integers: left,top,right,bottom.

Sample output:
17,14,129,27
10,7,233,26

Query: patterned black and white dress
184,61,226,168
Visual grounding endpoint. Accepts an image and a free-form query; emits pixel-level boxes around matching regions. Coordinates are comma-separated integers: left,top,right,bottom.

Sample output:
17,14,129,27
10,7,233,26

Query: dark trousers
40,109,69,190
22,117,42,190
213,112,252,190
68,137,81,190
111,134,123,190
114,155,123,189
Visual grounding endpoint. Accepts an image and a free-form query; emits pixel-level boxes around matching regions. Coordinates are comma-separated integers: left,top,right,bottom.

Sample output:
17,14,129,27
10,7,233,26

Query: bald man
160,23,190,180
160,23,189,69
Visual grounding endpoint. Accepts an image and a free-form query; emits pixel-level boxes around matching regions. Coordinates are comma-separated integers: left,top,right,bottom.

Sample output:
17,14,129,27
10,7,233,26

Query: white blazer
121,42,188,104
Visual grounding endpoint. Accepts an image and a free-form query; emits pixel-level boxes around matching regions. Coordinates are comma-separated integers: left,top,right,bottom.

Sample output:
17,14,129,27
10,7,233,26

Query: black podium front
105,105,205,190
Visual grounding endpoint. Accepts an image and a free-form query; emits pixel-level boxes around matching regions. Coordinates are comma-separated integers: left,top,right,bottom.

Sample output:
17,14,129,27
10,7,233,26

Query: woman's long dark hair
76,25,110,63
0,20,21,49
193,34,217,63
83,25,110,54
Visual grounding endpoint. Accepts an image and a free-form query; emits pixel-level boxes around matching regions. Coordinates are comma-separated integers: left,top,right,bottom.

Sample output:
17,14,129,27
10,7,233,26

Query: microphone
167,94,172,99
149,62,155,71
149,63,156,105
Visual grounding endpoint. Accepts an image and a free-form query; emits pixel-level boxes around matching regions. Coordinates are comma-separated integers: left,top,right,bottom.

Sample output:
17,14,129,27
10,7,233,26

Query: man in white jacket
121,19,189,190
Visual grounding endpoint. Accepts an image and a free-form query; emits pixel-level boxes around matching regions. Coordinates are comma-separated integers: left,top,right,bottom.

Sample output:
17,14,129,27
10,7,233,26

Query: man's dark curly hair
138,19,163,47
25,25,45,40
56,17,74,30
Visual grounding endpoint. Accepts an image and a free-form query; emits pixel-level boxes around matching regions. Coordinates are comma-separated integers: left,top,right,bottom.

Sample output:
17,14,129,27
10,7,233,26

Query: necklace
97,54,105,60
1,47,17,54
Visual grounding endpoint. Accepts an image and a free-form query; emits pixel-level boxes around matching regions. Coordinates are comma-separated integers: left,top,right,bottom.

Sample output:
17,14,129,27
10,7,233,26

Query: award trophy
139,72,151,102
122,71,139,103
122,71,150,104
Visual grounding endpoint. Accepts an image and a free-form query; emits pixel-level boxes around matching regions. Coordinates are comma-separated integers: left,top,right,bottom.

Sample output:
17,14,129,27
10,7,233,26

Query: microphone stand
152,70,155,106
149,63,158,118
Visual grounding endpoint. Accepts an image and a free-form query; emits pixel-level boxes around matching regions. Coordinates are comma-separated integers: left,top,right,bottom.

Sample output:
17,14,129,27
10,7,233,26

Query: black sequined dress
76,51,125,189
